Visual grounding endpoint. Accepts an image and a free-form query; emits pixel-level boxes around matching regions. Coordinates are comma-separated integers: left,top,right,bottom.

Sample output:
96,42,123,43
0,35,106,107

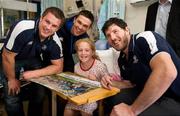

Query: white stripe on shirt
53,33,63,57
137,31,158,55
6,20,35,50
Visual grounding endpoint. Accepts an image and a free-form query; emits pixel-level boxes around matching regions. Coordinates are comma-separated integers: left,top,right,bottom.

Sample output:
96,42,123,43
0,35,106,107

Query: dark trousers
1,58,48,116
104,87,180,116
2,80,47,116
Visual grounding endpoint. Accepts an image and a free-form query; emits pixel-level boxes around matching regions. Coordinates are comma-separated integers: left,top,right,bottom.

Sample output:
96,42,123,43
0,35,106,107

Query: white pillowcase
96,48,120,76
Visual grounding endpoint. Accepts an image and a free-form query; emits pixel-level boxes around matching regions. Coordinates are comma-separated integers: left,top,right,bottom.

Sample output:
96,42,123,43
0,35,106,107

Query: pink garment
65,59,109,114
75,59,109,81
110,73,122,81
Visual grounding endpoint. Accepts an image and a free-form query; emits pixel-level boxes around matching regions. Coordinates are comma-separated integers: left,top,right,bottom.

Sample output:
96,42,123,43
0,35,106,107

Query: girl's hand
88,74,97,81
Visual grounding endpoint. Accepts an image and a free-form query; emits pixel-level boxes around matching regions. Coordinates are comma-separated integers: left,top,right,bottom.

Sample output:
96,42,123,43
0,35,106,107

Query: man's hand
112,80,135,89
8,78,21,96
100,75,113,89
110,103,135,116
22,70,38,80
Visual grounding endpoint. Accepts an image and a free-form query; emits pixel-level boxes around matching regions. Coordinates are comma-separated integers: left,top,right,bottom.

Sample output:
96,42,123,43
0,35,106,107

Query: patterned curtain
97,0,125,40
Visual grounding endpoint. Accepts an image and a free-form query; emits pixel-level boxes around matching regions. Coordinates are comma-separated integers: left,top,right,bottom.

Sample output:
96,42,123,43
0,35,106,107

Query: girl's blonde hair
75,38,100,60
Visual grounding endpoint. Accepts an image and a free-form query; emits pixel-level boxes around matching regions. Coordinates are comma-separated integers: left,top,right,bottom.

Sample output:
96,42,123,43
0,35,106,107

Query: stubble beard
114,37,128,52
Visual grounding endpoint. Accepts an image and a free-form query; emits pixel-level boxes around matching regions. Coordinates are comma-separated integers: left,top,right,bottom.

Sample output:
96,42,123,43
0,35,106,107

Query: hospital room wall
125,0,157,34
63,0,157,38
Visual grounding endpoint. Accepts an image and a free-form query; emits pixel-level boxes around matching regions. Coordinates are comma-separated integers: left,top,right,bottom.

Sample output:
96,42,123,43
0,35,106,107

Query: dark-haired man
56,9,94,115
101,17,180,116
57,10,94,72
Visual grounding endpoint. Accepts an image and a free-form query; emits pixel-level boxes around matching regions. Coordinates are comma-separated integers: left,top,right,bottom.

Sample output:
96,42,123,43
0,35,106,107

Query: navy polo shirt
57,16,88,72
118,31,180,97
3,19,63,68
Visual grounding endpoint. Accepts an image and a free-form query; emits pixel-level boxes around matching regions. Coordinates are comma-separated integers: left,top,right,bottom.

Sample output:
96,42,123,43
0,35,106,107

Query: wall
63,0,157,38
63,0,94,17
125,0,157,34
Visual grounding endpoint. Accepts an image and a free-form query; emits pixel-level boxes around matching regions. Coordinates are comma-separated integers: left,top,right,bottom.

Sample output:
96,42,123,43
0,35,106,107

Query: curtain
41,0,64,13
97,0,125,40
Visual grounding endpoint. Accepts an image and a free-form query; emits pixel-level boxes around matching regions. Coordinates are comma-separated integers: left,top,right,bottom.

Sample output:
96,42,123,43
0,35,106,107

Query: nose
46,24,52,30
109,33,116,41
78,24,83,30
82,50,86,55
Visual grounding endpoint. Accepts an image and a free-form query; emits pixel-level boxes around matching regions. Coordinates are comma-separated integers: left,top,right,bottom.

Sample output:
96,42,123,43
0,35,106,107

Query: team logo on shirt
133,55,138,63
27,41,33,45
122,65,125,70
41,44,47,50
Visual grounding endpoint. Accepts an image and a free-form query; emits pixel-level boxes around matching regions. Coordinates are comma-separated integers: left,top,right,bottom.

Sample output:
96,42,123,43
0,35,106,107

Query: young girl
64,38,109,116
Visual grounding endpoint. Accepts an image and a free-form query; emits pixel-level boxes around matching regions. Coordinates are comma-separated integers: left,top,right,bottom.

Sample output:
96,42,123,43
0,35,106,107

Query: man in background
145,0,180,56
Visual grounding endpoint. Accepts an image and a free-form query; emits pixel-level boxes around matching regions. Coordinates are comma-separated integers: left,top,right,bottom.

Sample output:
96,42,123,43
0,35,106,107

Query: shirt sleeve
4,20,34,53
135,31,171,64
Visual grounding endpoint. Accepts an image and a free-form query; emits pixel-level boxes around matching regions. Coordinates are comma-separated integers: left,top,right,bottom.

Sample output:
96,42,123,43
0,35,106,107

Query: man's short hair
42,7,65,24
102,17,127,36
76,10,94,26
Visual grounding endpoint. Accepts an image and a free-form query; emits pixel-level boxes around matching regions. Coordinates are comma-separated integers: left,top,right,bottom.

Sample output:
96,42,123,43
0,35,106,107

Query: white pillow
96,48,120,75
111,48,120,76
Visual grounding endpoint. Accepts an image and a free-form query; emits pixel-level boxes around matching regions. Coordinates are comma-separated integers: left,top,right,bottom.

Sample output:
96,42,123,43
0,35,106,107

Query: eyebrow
77,19,89,28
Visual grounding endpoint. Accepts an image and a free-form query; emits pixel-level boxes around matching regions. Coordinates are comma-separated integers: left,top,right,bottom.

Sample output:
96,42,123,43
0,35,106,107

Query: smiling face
76,41,94,63
105,24,130,52
71,15,92,36
39,12,62,40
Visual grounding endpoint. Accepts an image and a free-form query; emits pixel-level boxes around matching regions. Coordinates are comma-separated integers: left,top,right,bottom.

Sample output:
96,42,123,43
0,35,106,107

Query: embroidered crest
133,55,138,63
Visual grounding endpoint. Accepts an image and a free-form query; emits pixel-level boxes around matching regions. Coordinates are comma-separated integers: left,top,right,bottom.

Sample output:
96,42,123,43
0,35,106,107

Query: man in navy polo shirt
57,10,94,72
56,10,94,116
101,18,180,116
1,7,65,116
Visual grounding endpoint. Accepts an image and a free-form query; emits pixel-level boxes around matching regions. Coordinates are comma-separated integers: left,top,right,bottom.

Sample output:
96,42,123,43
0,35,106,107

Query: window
0,0,38,39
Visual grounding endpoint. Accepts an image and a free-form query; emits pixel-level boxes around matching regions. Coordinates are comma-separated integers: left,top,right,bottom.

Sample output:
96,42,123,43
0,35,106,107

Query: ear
73,17,77,24
125,26,130,34
125,26,129,31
